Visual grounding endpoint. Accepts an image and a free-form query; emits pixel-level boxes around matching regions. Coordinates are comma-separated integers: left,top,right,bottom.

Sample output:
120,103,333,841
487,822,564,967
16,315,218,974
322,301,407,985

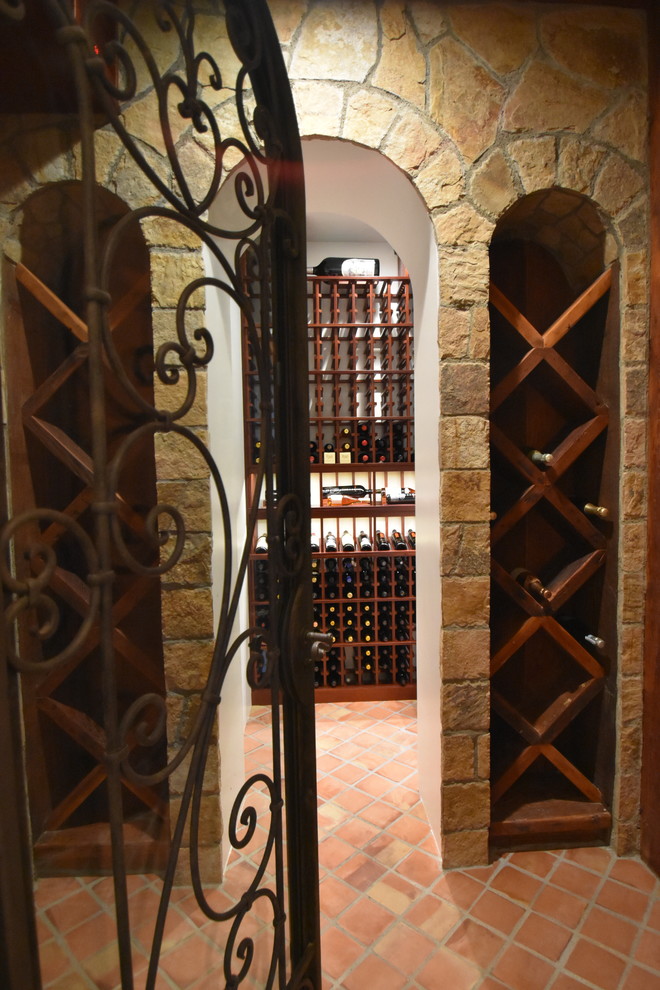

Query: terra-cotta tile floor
34,701,660,989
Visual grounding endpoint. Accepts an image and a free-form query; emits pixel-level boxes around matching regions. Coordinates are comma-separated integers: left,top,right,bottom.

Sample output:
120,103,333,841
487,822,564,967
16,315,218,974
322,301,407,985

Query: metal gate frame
0,2,321,987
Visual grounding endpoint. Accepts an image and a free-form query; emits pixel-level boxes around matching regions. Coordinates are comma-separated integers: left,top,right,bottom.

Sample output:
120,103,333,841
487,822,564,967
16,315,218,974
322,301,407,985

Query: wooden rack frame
247,275,416,702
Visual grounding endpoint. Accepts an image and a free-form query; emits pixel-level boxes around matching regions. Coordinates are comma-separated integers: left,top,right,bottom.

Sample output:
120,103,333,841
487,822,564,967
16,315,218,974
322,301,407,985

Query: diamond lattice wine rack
489,241,619,851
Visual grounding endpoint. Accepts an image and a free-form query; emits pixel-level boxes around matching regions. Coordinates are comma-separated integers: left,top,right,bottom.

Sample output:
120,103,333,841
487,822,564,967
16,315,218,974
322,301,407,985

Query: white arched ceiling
302,138,442,843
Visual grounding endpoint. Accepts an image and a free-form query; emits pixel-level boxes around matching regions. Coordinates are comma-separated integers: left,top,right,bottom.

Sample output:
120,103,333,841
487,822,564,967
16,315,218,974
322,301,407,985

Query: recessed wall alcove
488,188,620,853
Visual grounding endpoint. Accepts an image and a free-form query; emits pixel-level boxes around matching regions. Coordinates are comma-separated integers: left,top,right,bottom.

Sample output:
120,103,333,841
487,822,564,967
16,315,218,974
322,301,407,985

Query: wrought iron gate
0,1,321,987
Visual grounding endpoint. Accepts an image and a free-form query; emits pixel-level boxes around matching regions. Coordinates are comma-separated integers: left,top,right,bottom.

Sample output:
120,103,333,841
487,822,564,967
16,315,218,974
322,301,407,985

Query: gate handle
305,631,334,664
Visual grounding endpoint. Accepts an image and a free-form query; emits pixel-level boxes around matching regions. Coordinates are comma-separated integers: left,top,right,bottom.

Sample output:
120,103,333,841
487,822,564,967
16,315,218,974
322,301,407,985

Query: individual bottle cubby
488,242,617,853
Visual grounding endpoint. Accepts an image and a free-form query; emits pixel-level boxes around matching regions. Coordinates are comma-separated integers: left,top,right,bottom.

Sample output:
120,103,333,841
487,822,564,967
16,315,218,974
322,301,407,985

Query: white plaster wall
302,138,443,844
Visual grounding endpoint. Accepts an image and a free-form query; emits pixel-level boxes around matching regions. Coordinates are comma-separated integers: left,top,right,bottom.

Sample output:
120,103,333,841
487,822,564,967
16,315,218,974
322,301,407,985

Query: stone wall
268,0,649,865
0,1,651,872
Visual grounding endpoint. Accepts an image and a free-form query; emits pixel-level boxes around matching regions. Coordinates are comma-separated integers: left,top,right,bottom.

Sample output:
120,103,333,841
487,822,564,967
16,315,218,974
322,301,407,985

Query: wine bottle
325,531,337,552
526,448,554,466
375,530,390,550
358,530,372,551
407,529,416,549
341,530,356,551
511,567,552,600
311,257,380,277
391,528,407,550
310,533,320,552
557,614,605,651
576,500,610,519
255,533,268,554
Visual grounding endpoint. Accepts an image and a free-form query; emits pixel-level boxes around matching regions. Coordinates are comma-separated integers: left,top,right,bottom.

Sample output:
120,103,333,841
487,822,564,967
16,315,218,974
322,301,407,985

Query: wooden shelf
488,241,618,853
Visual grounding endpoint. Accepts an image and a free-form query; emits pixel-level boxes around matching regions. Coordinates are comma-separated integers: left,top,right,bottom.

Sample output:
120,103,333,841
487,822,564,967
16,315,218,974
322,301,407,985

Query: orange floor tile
34,701,660,989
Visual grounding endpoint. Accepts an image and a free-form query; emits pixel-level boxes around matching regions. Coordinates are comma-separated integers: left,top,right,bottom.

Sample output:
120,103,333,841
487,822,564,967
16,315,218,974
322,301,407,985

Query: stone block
539,8,646,89
382,113,443,174
623,419,647,468
620,675,643,726
409,1,447,45
439,246,490,307
469,307,491,361
440,471,489,523
438,307,470,359
468,150,518,219
440,362,489,416
153,368,208,427
442,577,489,628
429,37,503,163
443,735,475,781
617,773,641,824
151,251,206,309
620,522,645,574
154,429,210,480
621,572,645,625
621,309,648,365
476,734,490,779
162,588,214,640
440,416,489,470
270,1,307,44
441,829,489,869
615,822,640,859
373,21,426,108
414,146,465,210
174,844,222,886
508,136,557,194
504,62,608,134
168,734,219,795
621,470,646,520
156,479,212,532
293,80,344,137
161,533,212,588
594,155,645,219
442,628,490,680
442,781,490,831
442,680,489,731
449,4,536,75
169,793,222,848
289,2,378,82
164,639,215,694
434,204,494,247
441,522,490,576
593,91,648,165
343,89,399,148
620,624,644,677
623,251,648,307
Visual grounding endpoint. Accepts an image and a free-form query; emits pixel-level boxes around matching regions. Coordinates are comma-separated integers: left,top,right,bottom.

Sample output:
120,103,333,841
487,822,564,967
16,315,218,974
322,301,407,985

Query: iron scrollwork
1,1,318,988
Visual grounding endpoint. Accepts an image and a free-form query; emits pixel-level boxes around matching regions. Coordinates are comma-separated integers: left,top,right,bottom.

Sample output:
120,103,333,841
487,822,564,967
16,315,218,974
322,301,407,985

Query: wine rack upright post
246,273,416,703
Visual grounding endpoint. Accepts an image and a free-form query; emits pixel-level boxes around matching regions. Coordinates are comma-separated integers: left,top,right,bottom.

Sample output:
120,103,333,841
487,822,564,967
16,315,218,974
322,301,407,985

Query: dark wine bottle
511,567,551,600
358,530,372,551
325,531,337,552
526,448,554,466
391,528,407,550
557,614,605,651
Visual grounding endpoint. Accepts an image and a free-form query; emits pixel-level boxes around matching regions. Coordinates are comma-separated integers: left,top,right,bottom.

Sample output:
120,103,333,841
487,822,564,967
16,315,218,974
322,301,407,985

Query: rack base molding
489,239,619,854
247,274,417,705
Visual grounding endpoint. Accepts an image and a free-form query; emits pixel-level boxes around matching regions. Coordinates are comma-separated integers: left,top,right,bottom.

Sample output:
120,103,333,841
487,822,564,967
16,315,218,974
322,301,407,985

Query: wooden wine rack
246,275,416,702
489,242,618,851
